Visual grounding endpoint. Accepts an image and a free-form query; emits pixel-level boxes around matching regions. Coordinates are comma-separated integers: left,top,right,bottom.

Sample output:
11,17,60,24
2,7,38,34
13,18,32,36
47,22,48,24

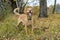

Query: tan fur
13,8,33,34
14,8,28,25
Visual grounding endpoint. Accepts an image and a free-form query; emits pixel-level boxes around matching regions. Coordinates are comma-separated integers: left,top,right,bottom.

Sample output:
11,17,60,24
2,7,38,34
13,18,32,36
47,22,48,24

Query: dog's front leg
25,24,27,35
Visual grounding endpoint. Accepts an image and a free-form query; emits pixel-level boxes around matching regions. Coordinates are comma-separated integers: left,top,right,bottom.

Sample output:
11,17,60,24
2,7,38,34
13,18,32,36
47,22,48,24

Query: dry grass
0,14,60,40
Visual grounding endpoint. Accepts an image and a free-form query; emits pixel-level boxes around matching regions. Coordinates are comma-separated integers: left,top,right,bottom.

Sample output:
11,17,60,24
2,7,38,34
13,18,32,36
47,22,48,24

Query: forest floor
0,14,60,40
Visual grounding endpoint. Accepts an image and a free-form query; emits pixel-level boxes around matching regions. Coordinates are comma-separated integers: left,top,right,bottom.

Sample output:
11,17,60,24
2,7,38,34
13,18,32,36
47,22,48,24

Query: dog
13,7,33,34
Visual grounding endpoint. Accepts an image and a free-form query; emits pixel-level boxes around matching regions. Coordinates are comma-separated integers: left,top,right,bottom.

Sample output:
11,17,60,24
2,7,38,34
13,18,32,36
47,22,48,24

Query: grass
0,14,60,40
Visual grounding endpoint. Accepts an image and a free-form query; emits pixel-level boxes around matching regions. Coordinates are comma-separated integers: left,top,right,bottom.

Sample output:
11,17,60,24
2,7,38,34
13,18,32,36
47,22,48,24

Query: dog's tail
13,8,20,15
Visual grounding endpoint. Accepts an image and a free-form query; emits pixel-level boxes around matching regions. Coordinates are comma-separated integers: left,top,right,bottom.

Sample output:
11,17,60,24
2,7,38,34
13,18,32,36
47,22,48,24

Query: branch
23,0,28,8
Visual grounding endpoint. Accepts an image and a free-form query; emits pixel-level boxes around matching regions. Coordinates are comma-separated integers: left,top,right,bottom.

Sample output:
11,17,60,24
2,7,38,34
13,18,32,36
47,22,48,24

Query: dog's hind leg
16,21,21,30
17,21,21,27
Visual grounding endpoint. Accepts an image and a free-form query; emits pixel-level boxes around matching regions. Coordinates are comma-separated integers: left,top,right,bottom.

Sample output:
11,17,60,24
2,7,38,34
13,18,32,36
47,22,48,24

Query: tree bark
16,0,28,14
39,0,48,18
52,0,56,14
0,0,6,10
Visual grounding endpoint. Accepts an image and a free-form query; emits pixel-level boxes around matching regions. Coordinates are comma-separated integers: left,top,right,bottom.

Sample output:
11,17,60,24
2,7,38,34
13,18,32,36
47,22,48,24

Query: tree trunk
52,0,56,14
10,0,17,10
19,0,24,13
16,0,24,14
39,0,48,18
0,0,6,10
16,0,28,14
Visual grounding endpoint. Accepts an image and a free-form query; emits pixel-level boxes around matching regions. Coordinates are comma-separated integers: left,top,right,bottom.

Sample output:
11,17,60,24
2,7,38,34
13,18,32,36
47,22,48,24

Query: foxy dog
13,8,33,34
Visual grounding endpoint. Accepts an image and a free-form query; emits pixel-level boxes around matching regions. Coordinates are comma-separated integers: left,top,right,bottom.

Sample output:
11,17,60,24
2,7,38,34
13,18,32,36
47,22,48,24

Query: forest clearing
0,0,60,40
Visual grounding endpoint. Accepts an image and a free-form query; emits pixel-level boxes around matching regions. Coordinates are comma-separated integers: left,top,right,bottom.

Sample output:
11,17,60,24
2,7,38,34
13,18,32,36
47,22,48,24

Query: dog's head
24,7,33,14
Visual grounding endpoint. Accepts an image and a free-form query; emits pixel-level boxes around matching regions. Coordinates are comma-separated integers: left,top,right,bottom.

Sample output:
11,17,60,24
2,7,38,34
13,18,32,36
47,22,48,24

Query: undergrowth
0,14,60,40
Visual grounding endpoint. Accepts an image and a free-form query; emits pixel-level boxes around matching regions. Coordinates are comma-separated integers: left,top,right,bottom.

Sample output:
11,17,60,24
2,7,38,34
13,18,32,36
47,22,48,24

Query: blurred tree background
0,0,12,21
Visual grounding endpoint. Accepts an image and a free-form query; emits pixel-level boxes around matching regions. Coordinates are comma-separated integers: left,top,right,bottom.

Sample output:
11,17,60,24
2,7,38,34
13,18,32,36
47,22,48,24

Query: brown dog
13,8,33,34
14,8,28,25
